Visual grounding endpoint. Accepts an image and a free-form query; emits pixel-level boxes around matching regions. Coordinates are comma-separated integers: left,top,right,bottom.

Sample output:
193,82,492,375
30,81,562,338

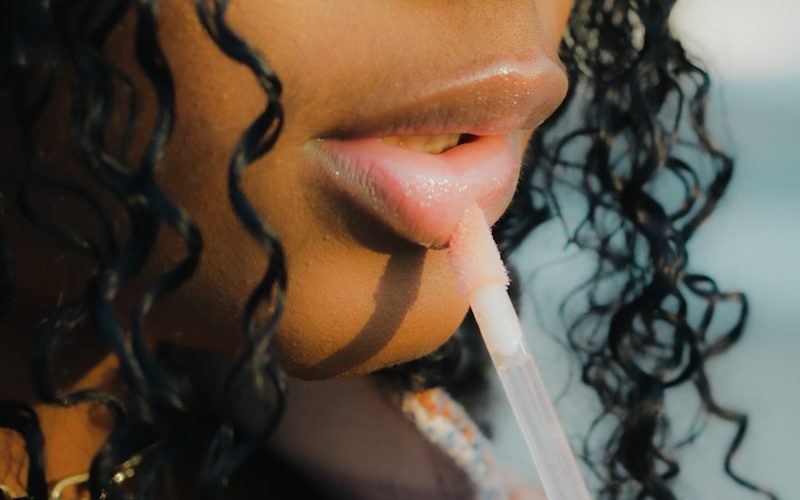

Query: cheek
143,4,471,375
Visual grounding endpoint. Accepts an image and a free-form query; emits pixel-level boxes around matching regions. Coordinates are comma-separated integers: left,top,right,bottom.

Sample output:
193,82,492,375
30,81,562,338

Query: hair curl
0,0,777,499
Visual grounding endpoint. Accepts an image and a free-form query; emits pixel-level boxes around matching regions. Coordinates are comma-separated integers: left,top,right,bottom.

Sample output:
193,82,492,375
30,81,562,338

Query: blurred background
490,1,800,498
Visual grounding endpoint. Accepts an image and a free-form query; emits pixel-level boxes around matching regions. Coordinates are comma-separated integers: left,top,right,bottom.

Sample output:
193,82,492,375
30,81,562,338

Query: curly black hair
495,1,778,498
0,0,778,499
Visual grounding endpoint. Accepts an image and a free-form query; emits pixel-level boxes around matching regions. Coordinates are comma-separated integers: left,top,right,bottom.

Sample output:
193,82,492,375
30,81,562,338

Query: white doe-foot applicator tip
447,204,509,298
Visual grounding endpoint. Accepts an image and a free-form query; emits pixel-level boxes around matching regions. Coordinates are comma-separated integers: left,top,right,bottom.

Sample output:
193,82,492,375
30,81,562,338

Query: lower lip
309,134,523,248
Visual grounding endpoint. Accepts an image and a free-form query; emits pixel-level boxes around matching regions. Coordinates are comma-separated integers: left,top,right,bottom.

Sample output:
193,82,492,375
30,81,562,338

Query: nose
418,0,571,64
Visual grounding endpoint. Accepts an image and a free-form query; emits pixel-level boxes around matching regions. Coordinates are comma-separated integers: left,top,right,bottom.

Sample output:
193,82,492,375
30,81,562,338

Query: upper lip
318,58,569,140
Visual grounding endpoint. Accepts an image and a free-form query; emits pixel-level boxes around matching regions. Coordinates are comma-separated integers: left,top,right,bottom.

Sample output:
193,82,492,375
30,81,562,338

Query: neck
0,317,118,496
0,398,115,497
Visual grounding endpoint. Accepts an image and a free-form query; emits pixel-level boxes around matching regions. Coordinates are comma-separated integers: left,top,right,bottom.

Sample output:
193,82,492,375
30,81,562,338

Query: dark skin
0,0,572,495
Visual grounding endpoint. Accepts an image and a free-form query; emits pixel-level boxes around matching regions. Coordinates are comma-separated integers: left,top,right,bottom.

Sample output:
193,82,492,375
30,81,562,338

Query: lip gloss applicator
448,204,592,500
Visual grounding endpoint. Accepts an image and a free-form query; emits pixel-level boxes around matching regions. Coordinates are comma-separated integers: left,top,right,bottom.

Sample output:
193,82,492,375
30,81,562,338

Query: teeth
381,134,462,154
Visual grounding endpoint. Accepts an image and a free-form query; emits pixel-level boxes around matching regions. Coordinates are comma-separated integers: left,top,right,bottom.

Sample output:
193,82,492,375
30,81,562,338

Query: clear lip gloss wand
447,204,592,500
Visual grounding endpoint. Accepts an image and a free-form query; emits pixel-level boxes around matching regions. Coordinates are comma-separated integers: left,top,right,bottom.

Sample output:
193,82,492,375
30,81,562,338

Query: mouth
307,58,568,249
310,131,524,248
379,133,478,154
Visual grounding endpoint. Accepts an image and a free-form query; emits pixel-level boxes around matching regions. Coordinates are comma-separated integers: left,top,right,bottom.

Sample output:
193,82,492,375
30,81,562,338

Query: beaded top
401,387,510,500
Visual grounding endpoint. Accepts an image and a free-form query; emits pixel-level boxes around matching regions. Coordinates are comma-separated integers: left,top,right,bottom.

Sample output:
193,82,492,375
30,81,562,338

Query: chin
275,247,470,380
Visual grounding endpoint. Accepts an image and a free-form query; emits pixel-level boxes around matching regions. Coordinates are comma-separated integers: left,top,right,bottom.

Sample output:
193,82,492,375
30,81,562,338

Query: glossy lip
311,132,525,248
319,58,568,140
307,57,568,248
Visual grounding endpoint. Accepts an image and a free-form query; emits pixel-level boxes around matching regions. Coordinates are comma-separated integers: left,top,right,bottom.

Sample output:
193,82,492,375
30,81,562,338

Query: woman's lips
306,58,567,249
310,133,524,248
